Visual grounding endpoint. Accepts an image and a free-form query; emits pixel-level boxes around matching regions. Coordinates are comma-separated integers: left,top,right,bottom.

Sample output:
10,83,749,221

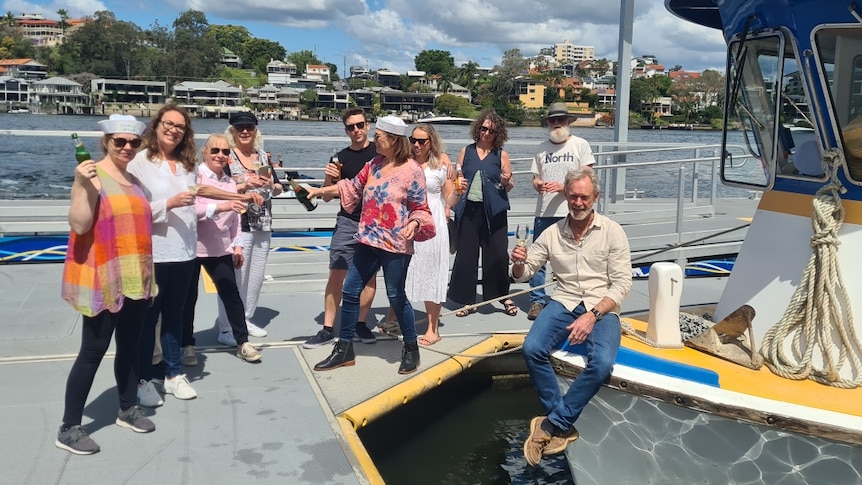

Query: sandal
455,307,477,317
419,334,441,346
503,300,518,316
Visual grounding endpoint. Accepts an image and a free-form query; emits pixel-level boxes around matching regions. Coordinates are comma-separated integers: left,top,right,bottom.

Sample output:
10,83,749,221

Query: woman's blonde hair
413,123,446,170
225,125,263,151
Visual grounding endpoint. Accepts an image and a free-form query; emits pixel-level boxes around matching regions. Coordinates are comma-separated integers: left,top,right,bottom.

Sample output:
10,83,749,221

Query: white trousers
218,231,271,332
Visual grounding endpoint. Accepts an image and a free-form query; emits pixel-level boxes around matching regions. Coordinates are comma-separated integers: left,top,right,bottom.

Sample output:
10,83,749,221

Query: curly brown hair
469,108,508,150
141,104,196,173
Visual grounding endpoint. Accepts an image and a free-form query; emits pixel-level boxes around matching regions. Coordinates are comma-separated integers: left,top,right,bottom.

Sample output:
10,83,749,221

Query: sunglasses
234,124,256,132
111,137,142,149
160,119,187,133
409,137,430,146
209,147,231,156
479,126,497,134
345,121,367,131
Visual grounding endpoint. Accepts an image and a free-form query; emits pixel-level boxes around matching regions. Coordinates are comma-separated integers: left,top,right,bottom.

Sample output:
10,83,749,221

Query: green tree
325,62,339,81
414,49,454,76
434,93,475,118
0,24,36,59
456,61,479,93
206,24,251,59
241,38,286,74
301,89,318,110
171,10,221,80
3,12,14,27
59,11,145,77
57,9,69,36
287,49,320,76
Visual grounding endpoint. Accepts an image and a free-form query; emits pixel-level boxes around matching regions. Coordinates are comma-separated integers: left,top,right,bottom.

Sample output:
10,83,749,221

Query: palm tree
57,9,69,37
4,11,15,27
456,61,478,92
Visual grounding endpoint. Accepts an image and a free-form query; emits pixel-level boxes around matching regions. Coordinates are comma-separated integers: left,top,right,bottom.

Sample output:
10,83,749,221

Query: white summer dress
405,165,449,303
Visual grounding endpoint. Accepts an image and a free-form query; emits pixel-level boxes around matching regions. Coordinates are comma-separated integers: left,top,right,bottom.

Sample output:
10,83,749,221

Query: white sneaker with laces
246,321,267,338
237,342,262,362
137,379,163,407
163,374,197,400
217,330,237,347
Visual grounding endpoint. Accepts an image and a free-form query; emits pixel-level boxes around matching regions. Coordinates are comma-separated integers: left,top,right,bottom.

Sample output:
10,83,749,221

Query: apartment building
267,60,298,86
30,77,90,113
0,59,48,80
554,40,595,64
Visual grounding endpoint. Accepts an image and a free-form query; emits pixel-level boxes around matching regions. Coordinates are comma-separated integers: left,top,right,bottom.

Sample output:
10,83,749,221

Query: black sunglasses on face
409,137,430,146
345,121,367,131
111,137,142,149
234,124,256,132
480,126,496,134
210,147,231,156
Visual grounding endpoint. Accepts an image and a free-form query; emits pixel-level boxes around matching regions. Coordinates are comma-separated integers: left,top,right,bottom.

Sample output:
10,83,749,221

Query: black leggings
62,298,150,427
185,255,249,346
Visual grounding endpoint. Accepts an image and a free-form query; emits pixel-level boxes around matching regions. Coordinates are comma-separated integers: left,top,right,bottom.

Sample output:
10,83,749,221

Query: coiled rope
759,148,862,388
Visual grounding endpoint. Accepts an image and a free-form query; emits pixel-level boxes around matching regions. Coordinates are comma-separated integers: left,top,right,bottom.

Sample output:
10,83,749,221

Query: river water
0,112,752,200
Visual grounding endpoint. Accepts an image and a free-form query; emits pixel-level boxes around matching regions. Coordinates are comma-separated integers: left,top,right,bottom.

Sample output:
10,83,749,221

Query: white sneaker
237,342,262,362
217,330,237,347
137,379,163,408
246,321,267,338
163,374,197,400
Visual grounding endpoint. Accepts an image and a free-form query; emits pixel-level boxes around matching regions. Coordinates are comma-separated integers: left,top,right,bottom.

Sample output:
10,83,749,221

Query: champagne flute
514,224,529,265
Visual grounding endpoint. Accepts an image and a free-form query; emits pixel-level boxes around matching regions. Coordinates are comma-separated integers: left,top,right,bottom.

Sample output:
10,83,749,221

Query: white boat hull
558,376,862,485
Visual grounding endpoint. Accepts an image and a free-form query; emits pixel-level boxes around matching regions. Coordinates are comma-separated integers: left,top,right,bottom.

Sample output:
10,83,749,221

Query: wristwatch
590,308,603,320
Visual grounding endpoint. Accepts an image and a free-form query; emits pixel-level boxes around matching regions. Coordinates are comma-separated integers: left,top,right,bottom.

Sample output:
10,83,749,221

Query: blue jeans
522,300,620,431
341,244,416,344
528,216,564,305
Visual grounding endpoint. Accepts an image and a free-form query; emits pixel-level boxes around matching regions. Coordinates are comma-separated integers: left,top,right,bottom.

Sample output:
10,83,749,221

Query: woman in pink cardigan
306,116,435,375
189,134,262,363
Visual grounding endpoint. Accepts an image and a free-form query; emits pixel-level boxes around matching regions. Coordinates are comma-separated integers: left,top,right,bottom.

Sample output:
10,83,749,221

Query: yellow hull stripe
759,190,862,224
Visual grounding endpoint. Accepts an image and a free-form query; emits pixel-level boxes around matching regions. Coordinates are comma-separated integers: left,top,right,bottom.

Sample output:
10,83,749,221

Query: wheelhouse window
815,27,862,182
721,31,819,188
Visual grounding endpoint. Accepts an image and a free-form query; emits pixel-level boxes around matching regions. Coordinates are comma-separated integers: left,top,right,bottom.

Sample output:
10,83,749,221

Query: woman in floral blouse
306,116,434,375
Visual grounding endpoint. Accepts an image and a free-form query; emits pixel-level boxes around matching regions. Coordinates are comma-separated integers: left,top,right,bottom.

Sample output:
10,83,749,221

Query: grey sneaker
137,379,164,408
181,346,197,366
55,425,100,455
303,327,335,349
354,324,377,344
116,406,155,433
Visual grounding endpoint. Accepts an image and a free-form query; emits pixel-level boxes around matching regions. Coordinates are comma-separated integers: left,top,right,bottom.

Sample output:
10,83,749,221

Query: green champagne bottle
71,133,90,164
285,175,317,212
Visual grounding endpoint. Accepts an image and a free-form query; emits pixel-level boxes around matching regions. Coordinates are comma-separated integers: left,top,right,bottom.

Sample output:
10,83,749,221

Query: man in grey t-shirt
527,102,596,321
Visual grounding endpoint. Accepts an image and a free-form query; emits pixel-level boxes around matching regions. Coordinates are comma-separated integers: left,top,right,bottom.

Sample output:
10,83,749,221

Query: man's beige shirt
511,212,632,313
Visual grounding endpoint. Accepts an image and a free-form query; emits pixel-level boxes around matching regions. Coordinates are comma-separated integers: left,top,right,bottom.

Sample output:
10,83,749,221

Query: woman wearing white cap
57,114,158,455
305,115,435,374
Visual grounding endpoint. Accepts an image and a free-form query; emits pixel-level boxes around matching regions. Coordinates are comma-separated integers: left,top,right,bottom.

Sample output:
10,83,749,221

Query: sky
4,0,729,76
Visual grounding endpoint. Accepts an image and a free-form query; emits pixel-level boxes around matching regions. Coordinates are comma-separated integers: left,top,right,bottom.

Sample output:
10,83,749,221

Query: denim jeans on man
340,244,416,344
529,216,564,305
522,300,620,431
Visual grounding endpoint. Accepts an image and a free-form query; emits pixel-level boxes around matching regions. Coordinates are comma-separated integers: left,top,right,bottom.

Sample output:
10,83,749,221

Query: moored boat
417,113,475,125
553,1,862,482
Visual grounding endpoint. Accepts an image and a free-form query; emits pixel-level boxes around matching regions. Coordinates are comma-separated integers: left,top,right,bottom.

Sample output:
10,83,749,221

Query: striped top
61,166,158,317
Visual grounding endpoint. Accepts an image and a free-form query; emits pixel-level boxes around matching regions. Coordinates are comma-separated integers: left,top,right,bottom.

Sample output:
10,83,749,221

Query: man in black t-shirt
303,108,379,348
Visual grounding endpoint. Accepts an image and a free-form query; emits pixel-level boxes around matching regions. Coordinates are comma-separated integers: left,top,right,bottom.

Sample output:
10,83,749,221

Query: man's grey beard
549,126,570,144
570,207,592,221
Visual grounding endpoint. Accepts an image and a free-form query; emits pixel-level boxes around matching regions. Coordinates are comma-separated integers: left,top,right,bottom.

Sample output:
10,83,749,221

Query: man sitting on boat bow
510,167,632,465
